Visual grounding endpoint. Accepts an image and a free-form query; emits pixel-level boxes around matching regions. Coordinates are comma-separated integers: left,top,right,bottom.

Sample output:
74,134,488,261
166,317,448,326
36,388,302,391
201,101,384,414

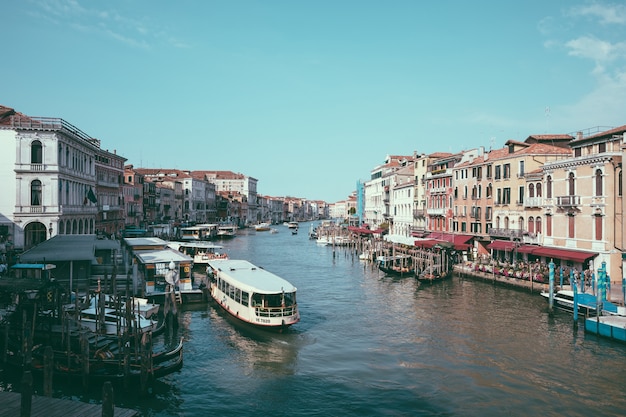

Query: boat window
265,294,283,308
251,293,263,307
235,288,241,303
283,292,296,306
241,291,249,306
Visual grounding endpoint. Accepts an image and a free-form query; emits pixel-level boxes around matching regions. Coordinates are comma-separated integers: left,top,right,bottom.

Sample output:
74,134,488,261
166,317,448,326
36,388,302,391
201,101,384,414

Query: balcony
413,209,425,219
524,197,543,208
556,195,580,208
488,228,524,239
60,205,98,215
427,208,446,216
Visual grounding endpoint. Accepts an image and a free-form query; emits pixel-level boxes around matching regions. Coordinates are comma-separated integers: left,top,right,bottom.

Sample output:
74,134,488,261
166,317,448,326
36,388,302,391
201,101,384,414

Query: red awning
516,244,538,254
487,240,516,251
426,233,473,249
348,226,384,235
415,239,443,249
528,246,597,263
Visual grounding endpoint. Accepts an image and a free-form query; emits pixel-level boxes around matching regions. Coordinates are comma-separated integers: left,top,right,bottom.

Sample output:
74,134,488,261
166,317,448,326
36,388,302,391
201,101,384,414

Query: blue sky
3,1,626,203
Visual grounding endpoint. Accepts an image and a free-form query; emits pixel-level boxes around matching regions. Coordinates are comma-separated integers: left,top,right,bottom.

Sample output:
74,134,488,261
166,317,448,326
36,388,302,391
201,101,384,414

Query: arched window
536,182,542,197
518,216,524,231
528,183,535,198
31,180,42,206
595,169,603,196
568,172,575,196
478,184,482,198
31,140,43,164
504,216,509,229
536,217,542,235
546,176,552,198
528,217,535,234
486,183,492,198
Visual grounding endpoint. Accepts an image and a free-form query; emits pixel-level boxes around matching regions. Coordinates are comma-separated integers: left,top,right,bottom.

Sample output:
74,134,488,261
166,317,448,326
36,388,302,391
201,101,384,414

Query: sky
2,1,626,203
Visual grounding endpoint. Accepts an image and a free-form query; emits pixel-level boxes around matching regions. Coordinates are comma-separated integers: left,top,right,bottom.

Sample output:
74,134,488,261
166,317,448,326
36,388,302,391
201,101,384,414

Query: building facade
0,106,108,250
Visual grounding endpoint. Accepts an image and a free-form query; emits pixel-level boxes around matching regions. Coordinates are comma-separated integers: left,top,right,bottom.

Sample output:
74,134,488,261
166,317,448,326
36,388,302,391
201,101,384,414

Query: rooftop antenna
545,106,551,133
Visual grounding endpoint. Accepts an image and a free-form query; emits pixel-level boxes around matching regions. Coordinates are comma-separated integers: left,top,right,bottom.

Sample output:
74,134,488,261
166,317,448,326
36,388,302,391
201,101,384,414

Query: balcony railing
488,228,524,239
556,195,580,207
413,209,425,219
524,197,543,208
427,208,446,216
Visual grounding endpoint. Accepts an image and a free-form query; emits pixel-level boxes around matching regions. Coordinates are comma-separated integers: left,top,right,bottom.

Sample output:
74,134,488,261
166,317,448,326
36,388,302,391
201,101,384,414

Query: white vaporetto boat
217,223,237,238
167,241,228,265
206,259,300,329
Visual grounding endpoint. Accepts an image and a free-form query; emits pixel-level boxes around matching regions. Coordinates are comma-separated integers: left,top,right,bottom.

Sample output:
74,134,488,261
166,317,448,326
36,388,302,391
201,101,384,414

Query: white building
390,164,414,237
0,105,102,250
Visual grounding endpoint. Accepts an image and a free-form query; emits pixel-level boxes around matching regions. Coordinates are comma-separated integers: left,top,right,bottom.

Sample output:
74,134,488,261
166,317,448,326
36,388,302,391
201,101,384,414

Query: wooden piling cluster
0,273,169,398
313,223,451,278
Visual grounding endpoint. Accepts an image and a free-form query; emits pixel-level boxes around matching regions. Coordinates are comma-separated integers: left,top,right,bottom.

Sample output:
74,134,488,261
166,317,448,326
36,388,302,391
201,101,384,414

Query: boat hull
210,288,299,329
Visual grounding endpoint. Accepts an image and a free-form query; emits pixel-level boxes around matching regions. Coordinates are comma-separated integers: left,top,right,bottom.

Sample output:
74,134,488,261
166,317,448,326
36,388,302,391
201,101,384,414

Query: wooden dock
0,391,139,417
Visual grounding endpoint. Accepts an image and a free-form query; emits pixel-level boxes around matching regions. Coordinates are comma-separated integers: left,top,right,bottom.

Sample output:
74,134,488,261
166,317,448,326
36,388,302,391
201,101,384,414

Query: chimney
577,131,583,141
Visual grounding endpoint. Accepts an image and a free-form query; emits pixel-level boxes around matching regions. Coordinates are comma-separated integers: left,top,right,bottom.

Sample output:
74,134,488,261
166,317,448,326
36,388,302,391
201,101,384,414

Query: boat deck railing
255,305,298,318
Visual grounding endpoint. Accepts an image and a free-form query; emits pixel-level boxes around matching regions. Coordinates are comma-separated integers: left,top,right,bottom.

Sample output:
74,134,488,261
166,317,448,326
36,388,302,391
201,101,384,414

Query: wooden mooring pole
20,370,33,417
43,346,53,397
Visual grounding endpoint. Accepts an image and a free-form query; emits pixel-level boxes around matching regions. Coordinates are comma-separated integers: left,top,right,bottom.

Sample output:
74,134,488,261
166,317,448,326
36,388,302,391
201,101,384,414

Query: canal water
2,224,626,416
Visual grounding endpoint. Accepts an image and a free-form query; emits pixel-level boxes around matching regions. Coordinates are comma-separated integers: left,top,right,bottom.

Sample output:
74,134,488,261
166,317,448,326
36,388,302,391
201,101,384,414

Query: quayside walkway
0,391,139,417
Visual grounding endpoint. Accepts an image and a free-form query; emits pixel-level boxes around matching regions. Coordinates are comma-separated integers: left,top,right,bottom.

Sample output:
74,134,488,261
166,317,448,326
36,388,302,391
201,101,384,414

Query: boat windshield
251,291,296,308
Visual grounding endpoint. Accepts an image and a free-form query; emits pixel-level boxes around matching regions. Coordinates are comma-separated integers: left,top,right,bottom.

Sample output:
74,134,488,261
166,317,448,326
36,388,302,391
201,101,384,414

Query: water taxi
206,259,300,329
255,222,272,232
180,224,217,241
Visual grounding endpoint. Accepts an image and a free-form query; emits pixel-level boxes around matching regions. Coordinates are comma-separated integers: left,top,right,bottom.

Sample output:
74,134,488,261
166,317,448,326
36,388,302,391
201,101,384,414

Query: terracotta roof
192,170,245,180
0,105,16,124
133,168,191,179
428,152,453,158
570,125,626,145
516,143,572,156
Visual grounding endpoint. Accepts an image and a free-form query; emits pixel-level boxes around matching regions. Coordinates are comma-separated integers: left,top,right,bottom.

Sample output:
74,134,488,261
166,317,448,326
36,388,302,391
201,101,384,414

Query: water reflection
206,301,304,376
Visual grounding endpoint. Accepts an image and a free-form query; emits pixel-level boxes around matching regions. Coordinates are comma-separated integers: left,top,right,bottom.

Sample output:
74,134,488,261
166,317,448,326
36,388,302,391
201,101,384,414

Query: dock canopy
384,234,418,246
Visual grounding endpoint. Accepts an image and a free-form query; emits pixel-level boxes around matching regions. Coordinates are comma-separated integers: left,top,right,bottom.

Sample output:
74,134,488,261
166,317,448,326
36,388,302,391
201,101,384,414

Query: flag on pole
87,188,98,203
